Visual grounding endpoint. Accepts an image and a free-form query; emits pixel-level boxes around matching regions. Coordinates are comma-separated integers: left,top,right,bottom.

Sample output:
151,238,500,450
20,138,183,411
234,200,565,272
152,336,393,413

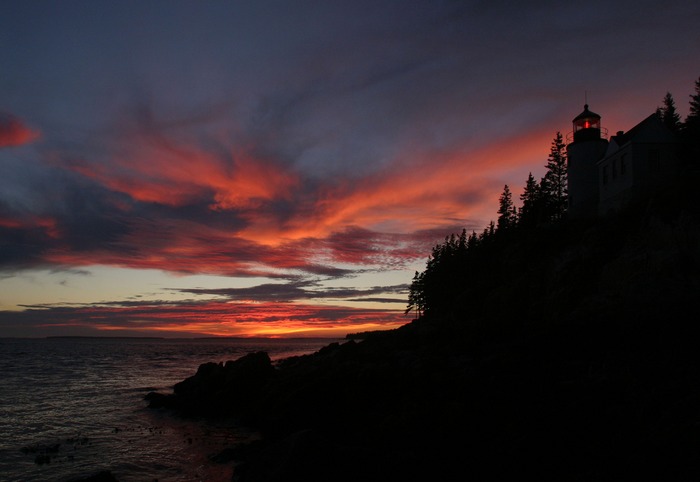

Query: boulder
146,351,275,417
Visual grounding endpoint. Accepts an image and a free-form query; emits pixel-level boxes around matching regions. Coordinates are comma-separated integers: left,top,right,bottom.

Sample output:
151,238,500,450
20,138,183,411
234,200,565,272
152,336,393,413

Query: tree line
404,130,568,321
406,76,700,320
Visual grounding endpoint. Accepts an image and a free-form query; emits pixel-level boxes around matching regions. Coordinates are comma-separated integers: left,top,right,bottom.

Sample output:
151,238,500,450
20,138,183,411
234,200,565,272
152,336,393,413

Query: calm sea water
0,337,339,482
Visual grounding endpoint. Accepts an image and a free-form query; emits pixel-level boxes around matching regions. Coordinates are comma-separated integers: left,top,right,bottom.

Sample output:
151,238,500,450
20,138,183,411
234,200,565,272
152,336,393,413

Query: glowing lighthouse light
571,104,603,142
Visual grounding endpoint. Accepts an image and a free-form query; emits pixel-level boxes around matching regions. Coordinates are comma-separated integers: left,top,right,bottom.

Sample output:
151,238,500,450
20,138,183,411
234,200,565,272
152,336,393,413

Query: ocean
0,337,340,482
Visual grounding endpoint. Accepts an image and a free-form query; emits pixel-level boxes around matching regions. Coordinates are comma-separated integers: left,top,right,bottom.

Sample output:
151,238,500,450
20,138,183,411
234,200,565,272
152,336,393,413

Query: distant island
46,336,166,340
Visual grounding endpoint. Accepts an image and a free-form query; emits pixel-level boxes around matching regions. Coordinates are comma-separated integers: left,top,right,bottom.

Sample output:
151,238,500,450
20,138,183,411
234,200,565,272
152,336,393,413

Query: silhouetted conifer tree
405,271,426,318
687,77,700,123
658,92,682,133
542,132,568,221
458,228,468,251
684,77,700,148
518,172,540,228
479,221,495,243
497,185,516,231
536,175,552,222
467,230,479,250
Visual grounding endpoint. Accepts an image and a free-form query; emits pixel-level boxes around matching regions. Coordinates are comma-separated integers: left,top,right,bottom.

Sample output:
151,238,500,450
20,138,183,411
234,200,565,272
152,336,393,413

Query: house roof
615,113,675,144
602,112,677,158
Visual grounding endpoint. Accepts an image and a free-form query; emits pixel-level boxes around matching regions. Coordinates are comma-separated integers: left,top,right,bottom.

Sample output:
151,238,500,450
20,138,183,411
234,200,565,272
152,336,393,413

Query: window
603,165,608,185
620,154,627,175
612,159,618,180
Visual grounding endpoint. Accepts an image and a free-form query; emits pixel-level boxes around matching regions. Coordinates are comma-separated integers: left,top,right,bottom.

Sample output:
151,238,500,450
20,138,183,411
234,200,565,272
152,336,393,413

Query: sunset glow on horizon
1,1,698,337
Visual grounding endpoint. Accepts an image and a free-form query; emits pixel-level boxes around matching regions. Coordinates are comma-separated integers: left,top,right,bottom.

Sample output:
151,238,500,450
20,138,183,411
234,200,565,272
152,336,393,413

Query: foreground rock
146,350,274,418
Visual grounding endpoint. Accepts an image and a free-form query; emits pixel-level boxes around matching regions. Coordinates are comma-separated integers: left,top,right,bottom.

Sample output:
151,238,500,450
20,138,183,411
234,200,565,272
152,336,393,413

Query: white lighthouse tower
566,104,608,219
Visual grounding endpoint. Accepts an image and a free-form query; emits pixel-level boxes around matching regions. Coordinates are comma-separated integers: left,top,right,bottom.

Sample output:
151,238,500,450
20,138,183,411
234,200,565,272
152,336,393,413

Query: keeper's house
566,105,680,219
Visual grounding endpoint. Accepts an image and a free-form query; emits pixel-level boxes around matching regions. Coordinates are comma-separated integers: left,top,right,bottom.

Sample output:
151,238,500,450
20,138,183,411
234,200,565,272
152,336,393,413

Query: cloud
173,280,409,303
0,113,39,147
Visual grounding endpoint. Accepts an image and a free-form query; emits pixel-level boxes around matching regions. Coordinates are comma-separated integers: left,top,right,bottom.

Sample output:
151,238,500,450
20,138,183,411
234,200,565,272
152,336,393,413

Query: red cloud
0,114,39,147
0,215,60,237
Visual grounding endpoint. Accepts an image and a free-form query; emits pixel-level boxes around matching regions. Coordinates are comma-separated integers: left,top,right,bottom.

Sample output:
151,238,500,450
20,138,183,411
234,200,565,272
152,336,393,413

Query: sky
1,1,699,338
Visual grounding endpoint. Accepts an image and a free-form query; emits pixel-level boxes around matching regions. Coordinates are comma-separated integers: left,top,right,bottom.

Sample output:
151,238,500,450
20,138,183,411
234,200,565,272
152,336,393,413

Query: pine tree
405,271,425,318
497,185,516,231
688,77,700,122
480,220,496,242
659,92,682,133
684,77,700,146
458,228,467,251
542,132,568,221
518,172,539,228
467,230,479,250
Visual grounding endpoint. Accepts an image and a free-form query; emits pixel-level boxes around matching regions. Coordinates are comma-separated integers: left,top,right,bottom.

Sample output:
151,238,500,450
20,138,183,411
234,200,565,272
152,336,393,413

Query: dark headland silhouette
141,81,700,482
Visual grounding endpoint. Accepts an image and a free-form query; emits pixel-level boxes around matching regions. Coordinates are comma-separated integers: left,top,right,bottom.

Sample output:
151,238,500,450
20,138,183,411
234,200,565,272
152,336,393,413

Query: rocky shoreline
145,310,700,481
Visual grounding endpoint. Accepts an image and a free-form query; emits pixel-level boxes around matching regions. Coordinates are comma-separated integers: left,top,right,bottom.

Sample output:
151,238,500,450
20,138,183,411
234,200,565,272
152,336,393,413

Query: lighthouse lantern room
572,104,604,142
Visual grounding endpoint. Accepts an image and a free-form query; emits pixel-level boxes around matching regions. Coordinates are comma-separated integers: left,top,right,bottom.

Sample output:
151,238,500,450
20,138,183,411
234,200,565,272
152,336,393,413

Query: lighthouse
566,104,608,219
